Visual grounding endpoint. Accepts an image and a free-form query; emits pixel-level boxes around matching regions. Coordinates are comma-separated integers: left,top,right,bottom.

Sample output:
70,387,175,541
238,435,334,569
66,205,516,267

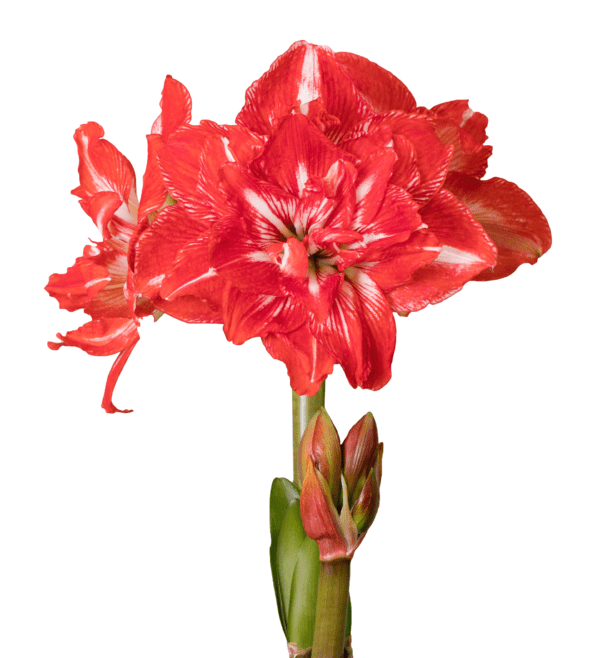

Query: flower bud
299,410,383,563
341,412,380,508
297,409,342,504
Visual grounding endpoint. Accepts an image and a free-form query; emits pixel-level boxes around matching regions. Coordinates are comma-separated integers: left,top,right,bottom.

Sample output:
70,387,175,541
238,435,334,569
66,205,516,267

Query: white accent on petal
85,277,110,289
164,268,218,300
221,137,235,162
247,251,272,263
298,45,320,105
147,274,166,287
355,174,375,203
435,245,483,265
243,190,294,238
297,162,308,196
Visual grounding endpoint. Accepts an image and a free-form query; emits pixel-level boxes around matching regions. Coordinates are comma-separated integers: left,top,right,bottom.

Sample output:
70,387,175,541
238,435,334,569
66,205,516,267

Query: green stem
311,560,351,658
292,382,326,488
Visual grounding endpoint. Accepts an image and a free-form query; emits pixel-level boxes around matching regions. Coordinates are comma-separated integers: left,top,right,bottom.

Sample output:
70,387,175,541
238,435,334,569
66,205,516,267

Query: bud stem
311,559,351,658
292,382,326,487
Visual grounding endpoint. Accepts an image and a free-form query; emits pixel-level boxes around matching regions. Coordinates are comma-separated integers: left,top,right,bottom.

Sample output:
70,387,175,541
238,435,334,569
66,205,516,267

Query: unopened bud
298,409,341,503
341,412,379,508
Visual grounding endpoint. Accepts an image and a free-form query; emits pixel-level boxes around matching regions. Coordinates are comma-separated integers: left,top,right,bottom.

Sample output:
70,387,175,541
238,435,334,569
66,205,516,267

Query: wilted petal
101,339,140,414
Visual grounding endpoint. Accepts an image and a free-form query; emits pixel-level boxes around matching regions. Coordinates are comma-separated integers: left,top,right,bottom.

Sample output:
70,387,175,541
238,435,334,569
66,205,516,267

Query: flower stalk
292,382,326,487
311,560,351,658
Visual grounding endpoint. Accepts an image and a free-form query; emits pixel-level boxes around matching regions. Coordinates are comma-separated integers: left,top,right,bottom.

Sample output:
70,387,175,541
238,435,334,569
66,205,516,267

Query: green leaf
287,536,320,648
270,478,300,548
270,478,301,638
276,500,307,630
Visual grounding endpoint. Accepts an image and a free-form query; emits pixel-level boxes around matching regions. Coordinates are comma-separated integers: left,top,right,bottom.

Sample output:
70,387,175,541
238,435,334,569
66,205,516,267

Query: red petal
138,134,169,223
335,51,417,113
284,261,344,322
219,163,297,244
312,280,365,388
252,113,355,198
158,122,264,226
210,216,283,295
135,205,206,298
151,75,192,140
160,236,223,303
236,41,375,143
101,338,140,414
46,255,110,312
364,231,440,292
346,269,396,390
388,189,497,313
223,285,307,344
430,100,489,144
48,317,138,356
262,325,335,396
71,122,137,226
151,295,223,324
444,173,551,280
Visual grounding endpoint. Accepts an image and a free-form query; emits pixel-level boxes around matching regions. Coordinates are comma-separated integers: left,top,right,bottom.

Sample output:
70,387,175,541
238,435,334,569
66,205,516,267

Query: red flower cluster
47,42,551,411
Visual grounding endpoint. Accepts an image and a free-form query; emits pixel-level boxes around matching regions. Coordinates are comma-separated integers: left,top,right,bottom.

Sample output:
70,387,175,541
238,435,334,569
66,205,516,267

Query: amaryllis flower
133,41,550,396
45,77,193,413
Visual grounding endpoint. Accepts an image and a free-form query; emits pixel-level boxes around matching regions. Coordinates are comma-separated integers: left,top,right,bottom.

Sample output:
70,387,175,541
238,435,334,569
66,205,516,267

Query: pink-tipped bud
341,412,380,508
297,409,342,505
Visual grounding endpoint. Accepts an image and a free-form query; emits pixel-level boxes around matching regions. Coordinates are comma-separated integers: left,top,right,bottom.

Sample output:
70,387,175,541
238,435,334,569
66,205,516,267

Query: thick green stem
311,560,351,658
292,382,326,488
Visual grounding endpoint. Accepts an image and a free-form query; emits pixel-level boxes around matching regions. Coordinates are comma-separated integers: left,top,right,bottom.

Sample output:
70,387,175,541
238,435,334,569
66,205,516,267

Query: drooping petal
101,338,140,414
158,122,265,226
345,268,396,390
334,51,417,113
151,294,223,324
48,317,138,357
236,40,375,143
262,324,335,396
312,279,365,388
387,189,497,313
444,173,551,280
71,122,138,228
223,285,307,345
151,75,192,140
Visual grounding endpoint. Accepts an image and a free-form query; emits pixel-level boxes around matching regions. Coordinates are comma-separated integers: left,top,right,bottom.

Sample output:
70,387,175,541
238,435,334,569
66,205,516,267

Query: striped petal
72,122,138,237
444,173,551,280
236,40,375,143
223,285,307,344
262,325,335,396
388,189,497,313
335,51,417,113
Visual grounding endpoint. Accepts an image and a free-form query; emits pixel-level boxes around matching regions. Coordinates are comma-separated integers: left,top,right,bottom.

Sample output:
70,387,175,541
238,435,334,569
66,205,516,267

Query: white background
2,1,598,657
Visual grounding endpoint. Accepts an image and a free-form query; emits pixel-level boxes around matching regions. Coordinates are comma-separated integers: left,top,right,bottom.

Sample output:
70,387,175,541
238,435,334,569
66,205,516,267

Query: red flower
134,42,550,396
45,77,193,413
